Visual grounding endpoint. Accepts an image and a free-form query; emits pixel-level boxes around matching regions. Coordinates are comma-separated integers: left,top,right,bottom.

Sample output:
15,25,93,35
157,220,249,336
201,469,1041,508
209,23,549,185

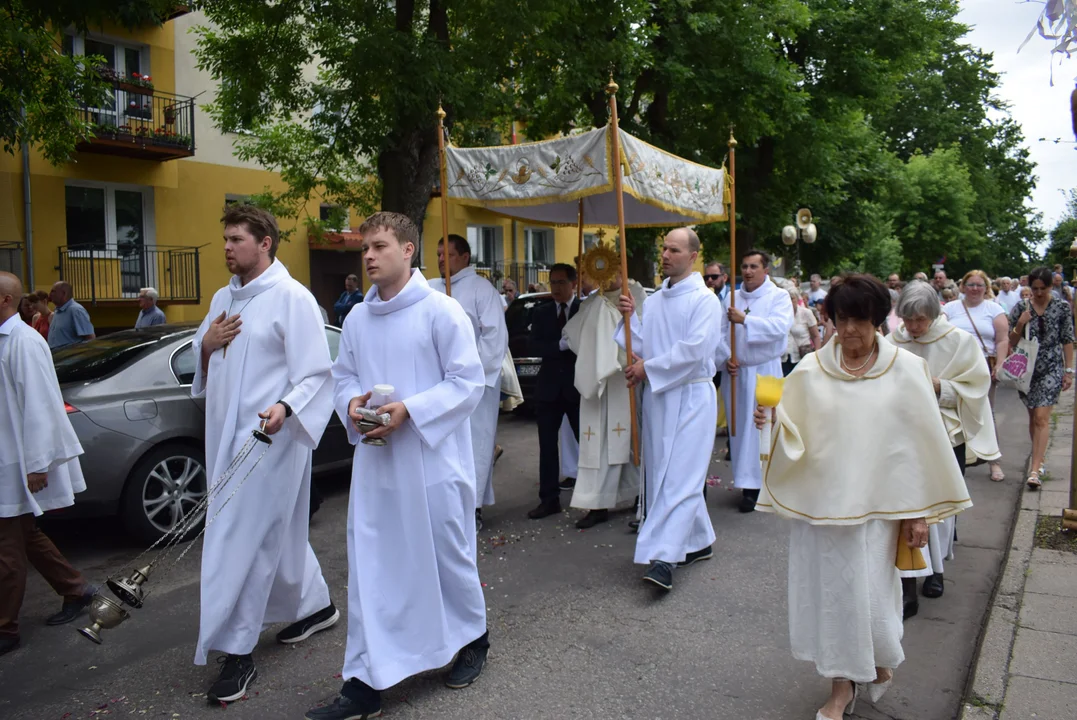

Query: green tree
1,1,177,164
1044,190,1077,276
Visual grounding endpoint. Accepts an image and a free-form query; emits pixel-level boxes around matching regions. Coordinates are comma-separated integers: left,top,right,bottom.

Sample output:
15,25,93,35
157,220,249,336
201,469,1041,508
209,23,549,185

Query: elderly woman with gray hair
889,280,995,615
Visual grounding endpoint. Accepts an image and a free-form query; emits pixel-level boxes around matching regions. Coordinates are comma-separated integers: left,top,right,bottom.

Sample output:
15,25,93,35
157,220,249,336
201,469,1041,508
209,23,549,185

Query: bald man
47,282,94,349
0,272,96,656
616,228,728,591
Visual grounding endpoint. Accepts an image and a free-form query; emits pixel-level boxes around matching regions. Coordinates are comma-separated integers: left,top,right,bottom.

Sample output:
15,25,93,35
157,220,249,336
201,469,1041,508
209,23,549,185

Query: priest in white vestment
616,228,728,592
0,272,96,657
565,277,646,529
191,207,337,704
309,212,489,720
430,235,508,530
723,250,793,512
755,275,971,720
890,281,994,613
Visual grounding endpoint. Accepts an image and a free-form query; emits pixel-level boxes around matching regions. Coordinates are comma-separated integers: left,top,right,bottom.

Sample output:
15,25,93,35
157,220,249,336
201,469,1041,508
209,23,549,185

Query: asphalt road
0,388,1031,720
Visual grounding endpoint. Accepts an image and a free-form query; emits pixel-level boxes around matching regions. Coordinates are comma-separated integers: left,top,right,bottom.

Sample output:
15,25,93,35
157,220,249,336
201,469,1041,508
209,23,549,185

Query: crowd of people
3,205,1075,719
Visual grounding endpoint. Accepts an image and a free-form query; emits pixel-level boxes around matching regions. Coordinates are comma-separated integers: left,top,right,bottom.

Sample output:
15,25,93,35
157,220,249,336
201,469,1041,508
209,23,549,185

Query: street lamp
782,208,817,279
1066,235,1077,532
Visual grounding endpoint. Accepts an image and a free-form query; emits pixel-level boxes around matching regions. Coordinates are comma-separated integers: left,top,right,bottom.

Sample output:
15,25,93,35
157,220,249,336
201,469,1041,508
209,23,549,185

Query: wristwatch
278,400,294,417
1066,369,1075,375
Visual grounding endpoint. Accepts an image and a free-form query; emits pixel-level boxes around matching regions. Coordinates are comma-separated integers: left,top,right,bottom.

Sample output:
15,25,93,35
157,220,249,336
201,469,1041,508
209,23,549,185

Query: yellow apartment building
0,10,614,333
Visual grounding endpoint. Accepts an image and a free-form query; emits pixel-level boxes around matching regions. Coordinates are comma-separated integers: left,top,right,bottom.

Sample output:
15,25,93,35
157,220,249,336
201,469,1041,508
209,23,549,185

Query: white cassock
759,337,971,682
332,270,487,690
565,284,645,510
722,279,793,490
890,316,993,578
431,267,508,507
0,315,86,518
191,259,334,664
617,273,728,564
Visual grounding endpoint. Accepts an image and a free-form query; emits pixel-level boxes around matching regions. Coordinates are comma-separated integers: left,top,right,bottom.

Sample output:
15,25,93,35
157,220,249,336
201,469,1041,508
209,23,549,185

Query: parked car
506,287,655,409
49,323,351,543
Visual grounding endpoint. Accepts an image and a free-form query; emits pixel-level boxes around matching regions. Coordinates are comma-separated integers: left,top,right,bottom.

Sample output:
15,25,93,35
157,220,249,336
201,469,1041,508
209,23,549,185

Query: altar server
310,212,489,720
723,249,793,512
0,272,96,657
430,234,509,530
616,228,728,591
191,205,337,703
565,274,645,528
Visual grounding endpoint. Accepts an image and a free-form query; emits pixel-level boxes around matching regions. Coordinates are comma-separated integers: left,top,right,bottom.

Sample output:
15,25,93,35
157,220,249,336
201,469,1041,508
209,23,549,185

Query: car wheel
122,444,208,545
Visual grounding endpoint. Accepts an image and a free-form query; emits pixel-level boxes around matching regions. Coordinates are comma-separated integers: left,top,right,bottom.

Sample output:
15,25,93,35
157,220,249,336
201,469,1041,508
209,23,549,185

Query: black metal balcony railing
0,242,23,278
76,77,196,161
474,260,551,293
58,245,201,305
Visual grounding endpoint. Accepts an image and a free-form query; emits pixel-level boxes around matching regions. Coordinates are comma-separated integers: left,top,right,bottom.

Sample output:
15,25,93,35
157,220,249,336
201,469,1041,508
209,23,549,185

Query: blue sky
958,1,1075,232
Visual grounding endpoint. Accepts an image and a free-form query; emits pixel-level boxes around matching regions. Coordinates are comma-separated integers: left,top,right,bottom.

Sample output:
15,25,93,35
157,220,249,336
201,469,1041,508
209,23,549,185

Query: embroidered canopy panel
443,126,728,227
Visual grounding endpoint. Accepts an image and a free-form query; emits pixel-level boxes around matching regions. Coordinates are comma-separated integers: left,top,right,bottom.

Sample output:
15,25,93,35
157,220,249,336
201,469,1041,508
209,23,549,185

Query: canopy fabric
444,126,728,227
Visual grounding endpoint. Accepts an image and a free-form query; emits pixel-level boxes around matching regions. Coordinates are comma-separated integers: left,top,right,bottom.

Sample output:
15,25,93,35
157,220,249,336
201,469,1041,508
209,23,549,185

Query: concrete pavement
0,387,1034,720
960,391,1077,720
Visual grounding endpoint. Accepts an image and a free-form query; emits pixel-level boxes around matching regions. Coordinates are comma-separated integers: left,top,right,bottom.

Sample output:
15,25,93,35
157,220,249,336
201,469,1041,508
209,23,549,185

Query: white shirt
943,299,1006,356
807,288,827,306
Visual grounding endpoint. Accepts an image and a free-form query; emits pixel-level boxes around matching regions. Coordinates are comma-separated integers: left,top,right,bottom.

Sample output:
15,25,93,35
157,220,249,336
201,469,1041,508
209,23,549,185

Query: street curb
959,395,1072,720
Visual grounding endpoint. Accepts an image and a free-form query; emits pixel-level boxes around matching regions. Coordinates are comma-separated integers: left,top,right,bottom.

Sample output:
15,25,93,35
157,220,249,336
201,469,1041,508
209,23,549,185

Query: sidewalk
961,392,1077,720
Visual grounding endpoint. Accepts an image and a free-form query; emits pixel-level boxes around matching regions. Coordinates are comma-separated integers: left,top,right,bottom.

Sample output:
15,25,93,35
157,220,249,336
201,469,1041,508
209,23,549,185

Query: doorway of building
309,248,363,325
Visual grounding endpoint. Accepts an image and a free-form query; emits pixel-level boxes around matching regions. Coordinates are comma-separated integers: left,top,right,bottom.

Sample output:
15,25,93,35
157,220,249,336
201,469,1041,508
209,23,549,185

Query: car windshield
53,329,190,384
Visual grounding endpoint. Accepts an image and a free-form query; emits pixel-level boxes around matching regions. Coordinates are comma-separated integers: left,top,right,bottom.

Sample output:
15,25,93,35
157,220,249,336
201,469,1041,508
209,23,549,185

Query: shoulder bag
997,301,1039,394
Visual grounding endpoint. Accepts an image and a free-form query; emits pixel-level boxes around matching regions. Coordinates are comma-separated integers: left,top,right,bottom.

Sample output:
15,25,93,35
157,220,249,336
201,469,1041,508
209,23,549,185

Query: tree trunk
377,125,441,265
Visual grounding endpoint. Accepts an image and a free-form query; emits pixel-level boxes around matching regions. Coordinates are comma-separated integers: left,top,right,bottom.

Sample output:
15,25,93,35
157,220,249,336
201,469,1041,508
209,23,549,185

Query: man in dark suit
527,263,581,519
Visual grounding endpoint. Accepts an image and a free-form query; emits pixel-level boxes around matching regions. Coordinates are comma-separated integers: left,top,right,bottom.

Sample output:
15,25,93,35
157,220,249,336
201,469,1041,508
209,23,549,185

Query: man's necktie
558,303,567,330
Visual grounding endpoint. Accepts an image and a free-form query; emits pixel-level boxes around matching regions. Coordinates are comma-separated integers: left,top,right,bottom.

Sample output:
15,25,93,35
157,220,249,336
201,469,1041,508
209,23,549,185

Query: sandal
989,462,1005,482
1027,471,1042,490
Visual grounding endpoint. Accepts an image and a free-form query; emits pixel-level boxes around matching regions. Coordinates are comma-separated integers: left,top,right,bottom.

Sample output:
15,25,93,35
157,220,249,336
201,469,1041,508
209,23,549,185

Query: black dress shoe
0,635,19,656
922,573,945,599
575,509,609,529
527,501,561,519
738,489,759,513
902,578,919,620
46,585,98,626
559,477,576,490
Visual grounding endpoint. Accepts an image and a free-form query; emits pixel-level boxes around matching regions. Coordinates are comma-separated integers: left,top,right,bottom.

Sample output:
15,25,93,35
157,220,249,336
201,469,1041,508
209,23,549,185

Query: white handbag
998,302,1039,394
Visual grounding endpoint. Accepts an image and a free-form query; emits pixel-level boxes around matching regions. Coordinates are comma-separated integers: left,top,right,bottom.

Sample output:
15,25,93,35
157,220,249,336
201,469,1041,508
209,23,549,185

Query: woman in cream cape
755,275,971,720
890,281,994,613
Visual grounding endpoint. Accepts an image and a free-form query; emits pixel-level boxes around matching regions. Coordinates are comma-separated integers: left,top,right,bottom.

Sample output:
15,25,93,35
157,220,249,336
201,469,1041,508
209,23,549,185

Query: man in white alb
564,273,645,529
191,205,338,703
431,234,509,531
616,228,728,592
723,249,793,513
309,212,489,720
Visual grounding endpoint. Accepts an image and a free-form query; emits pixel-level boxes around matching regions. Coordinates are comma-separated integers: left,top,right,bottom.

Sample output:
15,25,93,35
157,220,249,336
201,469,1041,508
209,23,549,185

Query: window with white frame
63,34,150,125
466,225,503,267
65,182,154,255
524,228,555,265
583,232,599,251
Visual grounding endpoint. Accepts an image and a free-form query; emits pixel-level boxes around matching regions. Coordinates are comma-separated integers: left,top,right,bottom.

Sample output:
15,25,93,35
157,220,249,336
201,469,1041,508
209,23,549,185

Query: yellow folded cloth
896,541,927,572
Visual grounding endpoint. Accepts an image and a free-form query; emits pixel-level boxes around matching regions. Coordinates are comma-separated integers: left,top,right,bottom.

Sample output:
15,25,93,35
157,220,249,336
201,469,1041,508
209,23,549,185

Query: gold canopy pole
727,128,738,437
437,103,452,297
606,77,640,466
577,199,585,299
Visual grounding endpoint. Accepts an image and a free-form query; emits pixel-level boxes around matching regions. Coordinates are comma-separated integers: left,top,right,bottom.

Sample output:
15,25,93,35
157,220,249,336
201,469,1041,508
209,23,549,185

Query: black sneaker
46,584,98,626
277,604,340,644
643,561,673,591
678,545,713,567
445,631,490,689
207,654,257,703
738,489,759,513
475,508,484,532
306,679,382,720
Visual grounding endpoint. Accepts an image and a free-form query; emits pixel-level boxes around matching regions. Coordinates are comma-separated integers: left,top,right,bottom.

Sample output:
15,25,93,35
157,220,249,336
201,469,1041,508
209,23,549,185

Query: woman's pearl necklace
841,343,877,373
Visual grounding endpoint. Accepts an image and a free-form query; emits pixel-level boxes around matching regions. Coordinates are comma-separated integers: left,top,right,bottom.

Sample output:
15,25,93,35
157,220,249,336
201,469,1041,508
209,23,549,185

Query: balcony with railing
76,72,196,161
0,242,24,278
58,245,201,306
474,260,551,292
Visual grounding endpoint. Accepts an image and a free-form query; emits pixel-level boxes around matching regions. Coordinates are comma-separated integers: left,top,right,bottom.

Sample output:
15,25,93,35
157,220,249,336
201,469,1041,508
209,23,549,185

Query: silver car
50,323,351,543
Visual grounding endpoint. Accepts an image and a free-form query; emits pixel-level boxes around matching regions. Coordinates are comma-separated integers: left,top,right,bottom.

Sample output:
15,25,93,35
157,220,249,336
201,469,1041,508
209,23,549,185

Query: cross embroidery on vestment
613,423,626,437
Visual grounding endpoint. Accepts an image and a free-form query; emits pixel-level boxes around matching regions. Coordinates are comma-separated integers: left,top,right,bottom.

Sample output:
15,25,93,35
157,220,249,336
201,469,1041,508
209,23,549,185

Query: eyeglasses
704,274,722,281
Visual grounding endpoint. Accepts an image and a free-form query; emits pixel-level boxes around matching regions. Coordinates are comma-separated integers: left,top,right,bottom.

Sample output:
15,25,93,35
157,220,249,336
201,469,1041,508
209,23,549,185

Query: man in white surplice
565,274,645,529
191,206,337,704
309,213,489,720
616,228,728,592
430,234,508,531
722,249,793,512
0,272,97,658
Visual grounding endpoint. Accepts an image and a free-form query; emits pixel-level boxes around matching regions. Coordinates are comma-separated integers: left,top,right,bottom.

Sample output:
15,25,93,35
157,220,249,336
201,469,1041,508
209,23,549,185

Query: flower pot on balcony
118,81,153,96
